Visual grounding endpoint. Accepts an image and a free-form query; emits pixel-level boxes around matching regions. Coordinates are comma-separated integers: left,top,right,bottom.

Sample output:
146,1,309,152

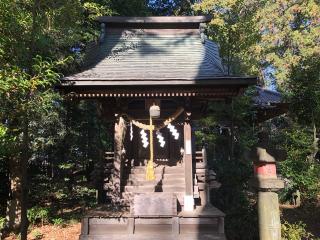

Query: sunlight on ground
4,223,81,240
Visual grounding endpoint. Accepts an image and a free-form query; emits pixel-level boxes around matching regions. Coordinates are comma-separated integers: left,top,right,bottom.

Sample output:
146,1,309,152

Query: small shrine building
61,16,283,240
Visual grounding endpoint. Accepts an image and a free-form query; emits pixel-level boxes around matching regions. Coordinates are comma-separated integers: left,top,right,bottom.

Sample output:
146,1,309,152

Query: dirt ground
4,223,81,240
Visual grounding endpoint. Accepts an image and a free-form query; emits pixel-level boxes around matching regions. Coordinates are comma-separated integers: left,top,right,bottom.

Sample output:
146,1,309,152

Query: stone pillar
249,132,284,240
184,111,194,211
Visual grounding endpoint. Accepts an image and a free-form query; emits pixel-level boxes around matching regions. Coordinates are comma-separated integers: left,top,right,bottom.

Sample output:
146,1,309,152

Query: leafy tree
193,0,262,78
0,57,65,239
195,91,259,239
148,0,194,15
111,0,149,16
0,1,117,238
255,0,320,87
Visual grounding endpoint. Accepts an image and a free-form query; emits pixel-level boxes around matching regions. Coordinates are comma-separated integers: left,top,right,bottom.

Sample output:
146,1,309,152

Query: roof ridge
97,16,212,24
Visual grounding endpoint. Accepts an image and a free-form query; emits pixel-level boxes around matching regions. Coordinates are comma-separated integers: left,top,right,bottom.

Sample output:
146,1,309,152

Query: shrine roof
254,87,288,122
97,16,212,24
254,87,283,107
62,16,256,88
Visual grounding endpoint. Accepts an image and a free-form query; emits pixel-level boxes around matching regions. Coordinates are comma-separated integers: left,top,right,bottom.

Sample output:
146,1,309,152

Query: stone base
79,206,226,240
80,233,226,240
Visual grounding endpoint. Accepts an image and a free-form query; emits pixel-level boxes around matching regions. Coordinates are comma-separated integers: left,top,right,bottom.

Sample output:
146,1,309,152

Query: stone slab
131,193,177,217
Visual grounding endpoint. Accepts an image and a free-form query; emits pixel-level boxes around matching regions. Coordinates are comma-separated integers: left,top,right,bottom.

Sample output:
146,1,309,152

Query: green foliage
275,125,320,200
52,218,64,226
193,0,320,89
0,57,65,166
27,207,50,226
148,0,194,15
195,91,259,239
111,0,149,16
31,230,44,240
281,221,319,240
287,56,320,127
193,0,262,77
0,216,5,231
255,1,320,87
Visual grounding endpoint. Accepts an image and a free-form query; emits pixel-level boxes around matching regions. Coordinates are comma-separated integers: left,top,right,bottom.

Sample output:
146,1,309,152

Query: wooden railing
194,147,221,205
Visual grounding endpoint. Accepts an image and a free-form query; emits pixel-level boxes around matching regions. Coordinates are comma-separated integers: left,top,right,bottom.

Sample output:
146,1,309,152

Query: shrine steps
129,165,185,174
122,192,185,207
128,173,185,182
125,185,185,192
126,178,185,186
122,165,186,206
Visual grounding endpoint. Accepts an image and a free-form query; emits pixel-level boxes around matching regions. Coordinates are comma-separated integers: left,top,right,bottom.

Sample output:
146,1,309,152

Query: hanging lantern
149,103,160,119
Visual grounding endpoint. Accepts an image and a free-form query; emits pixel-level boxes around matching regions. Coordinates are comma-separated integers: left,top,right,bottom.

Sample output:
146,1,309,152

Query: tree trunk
311,122,318,162
20,119,29,240
5,120,29,240
308,118,319,163
6,157,23,231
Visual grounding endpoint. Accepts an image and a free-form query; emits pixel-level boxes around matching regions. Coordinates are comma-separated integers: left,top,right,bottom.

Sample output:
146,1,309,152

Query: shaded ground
281,202,320,238
4,223,81,240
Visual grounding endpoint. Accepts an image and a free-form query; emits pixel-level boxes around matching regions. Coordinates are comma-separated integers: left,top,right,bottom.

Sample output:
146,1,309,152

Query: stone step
128,172,185,181
129,166,185,174
122,192,185,206
126,178,185,186
125,185,185,193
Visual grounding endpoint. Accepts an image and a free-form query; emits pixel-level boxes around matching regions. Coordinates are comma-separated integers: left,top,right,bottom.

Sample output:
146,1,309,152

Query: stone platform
79,205,226,240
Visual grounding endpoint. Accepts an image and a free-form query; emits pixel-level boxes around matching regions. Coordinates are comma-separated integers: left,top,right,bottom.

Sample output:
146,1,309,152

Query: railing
194,147,221,204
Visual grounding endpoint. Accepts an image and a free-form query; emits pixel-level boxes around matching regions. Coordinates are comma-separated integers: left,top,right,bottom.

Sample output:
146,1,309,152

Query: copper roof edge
97,16,212,24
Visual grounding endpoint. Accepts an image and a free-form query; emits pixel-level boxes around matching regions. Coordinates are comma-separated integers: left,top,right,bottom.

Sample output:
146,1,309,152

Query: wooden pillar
184,111,194,211
110,114,126,203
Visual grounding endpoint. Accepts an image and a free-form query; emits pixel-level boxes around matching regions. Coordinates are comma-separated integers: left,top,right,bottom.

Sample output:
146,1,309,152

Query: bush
281,221,319,240
27,207,49,226
31,230,43,240
0,216,5,231
52,217,64,226
277,127,320,200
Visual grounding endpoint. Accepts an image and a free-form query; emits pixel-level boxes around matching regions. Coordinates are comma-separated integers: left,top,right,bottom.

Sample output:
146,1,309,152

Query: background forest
0,0,319,240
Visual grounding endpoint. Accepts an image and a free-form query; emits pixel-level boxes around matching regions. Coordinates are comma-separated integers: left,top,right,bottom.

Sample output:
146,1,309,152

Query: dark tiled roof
62,17,256,87
64,30,225,85
254,87,282,107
